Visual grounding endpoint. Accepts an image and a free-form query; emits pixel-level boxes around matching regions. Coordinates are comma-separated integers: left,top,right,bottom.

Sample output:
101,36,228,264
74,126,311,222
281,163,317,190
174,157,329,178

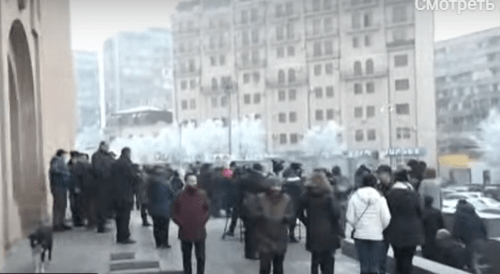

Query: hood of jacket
354,186,382,206
306,172,333,196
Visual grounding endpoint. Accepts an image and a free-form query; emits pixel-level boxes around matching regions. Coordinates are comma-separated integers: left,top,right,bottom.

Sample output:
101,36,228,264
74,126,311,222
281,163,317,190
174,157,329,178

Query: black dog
29,226,53,273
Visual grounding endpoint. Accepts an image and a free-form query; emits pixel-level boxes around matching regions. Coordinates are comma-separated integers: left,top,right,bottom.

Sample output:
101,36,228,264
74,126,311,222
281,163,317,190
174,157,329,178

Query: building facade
172,0,436,168
103,28,174,126
73,50,101,131
435,27,500,156
0,0,75,267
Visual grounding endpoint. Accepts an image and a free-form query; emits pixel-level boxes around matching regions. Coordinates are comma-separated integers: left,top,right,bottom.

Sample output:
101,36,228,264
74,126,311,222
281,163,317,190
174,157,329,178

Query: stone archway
8,20,42,234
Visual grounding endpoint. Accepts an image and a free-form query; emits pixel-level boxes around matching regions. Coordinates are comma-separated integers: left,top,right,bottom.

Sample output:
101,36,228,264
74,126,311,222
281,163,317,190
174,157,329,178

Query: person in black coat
421,196,445,260
147,166,175,248
110,147,138,244
385,169,425,274
282,169,304,243
434,229,468,269
452,199,488,268
91,141,115,233
297,172,341,274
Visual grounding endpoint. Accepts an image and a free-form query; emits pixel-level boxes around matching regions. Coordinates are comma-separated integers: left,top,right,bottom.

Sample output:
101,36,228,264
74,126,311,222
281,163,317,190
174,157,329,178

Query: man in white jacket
346,173,391,274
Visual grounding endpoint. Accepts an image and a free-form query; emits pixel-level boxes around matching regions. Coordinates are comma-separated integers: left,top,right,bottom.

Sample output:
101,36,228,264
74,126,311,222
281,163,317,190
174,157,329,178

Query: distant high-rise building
435,27,500,156
172,0,436,168
73,50,101,131
102,28,173,124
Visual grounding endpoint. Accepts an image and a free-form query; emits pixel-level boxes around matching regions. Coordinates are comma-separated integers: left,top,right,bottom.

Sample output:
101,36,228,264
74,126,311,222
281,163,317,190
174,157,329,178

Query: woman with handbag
346,173,391,274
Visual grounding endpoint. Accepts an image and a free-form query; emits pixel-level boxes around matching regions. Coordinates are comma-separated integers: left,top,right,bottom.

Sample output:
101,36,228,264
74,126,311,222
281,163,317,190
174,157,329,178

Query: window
313,19,321,35
212,78,218,90
324,0,332,9
313,0,321,11
366,82,375,93
288,69,296,83
326,109,334,120
326,86,334,97
289,112,297,123
287,46,295,57
278,90,286,101
354,61,362,75
354,107,363,118
277,47,285,58
279,113,286,123
325,63,333,74
255,114,261,120
276,25,284,40
252,49,259,64
315,87,323,98
314,42,322,57
190,99,196,109
365,35,371,47
241,10,249,24
314,64,322,76
366,106,375,117
395,79,410,91
286,23,294,39
242,30,250,45
221,96,227,107
355,130,364,141
324,17,333,33
367,129,376,141
242,52,249,64
396,104,410,115
290,134,298,144
354,83,362,94
363,12,372,28
252,29,259,44
396,127,411,139
275,4,283,17
181,80,187,90
190,79,196,89
315,109,324,121
219,55,226,65
211,97,218,108
352,13,361,29
279,134,287,144
278,70,285,83
243,73,250,84
181,100,188,110
324,40,333,55
251,8,258,22
189,59,195,71
243,94,251,104
219,35,225,47
253,72,260,83
289,89,297,100
353,37,359,48
210,56,217,66
254,93,261,104
393,5,407,23
365,59,374,75
209,37,216,49
395,54,408,67
285,2,293,15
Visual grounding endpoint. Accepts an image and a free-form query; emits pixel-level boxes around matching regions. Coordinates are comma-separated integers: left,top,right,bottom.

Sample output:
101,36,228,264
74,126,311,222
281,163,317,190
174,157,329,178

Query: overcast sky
70,0,500,51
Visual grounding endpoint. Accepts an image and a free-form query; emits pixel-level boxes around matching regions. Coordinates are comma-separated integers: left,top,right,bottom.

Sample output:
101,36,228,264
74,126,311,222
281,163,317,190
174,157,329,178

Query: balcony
304,6,338,17
341,0,379,11
203,44,232,53
271,34,303,46
340,71,387,81
346,24,381,34
266,76,308,88
173,48,201,57
386,39,415,49
173,29,200,37
174,69,201,78
238,39,267,49
237,59,267,70
268,12,301,23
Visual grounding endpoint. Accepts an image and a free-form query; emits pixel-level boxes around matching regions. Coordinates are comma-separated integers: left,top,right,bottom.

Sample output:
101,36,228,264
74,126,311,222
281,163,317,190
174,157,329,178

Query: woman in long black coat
297,172,341,274
385,169,425,274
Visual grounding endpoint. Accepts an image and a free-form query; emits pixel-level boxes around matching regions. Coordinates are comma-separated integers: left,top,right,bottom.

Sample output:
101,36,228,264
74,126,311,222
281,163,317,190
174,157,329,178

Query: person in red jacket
173,173,210,274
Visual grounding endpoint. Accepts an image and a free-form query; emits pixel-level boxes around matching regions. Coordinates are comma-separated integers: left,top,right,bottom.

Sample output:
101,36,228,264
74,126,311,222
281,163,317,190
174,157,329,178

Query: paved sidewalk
1,211,360,273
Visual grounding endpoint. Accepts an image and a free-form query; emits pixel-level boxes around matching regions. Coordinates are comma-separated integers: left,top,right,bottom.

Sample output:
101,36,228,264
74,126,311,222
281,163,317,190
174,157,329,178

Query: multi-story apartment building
73,50,101,131
103,28,173,125
172,0,436,168
435,27,500,156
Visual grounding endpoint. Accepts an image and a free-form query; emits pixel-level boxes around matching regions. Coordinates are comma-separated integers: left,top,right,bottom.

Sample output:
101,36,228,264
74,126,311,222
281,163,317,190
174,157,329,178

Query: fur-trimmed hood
306,172,333,196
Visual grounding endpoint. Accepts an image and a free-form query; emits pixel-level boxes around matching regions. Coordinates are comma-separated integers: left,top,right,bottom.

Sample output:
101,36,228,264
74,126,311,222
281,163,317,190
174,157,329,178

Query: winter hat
393,169,409,183
307,172,333,191
362,173,377,187
436,229,451,240
376,165,392,174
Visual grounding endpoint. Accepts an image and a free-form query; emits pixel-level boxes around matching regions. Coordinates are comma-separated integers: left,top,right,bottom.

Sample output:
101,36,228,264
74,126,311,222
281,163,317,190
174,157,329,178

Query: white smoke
301,121,345,157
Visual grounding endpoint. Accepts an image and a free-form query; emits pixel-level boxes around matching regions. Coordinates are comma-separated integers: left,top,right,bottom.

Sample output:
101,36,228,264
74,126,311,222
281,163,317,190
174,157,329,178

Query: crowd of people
48,142,492,274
